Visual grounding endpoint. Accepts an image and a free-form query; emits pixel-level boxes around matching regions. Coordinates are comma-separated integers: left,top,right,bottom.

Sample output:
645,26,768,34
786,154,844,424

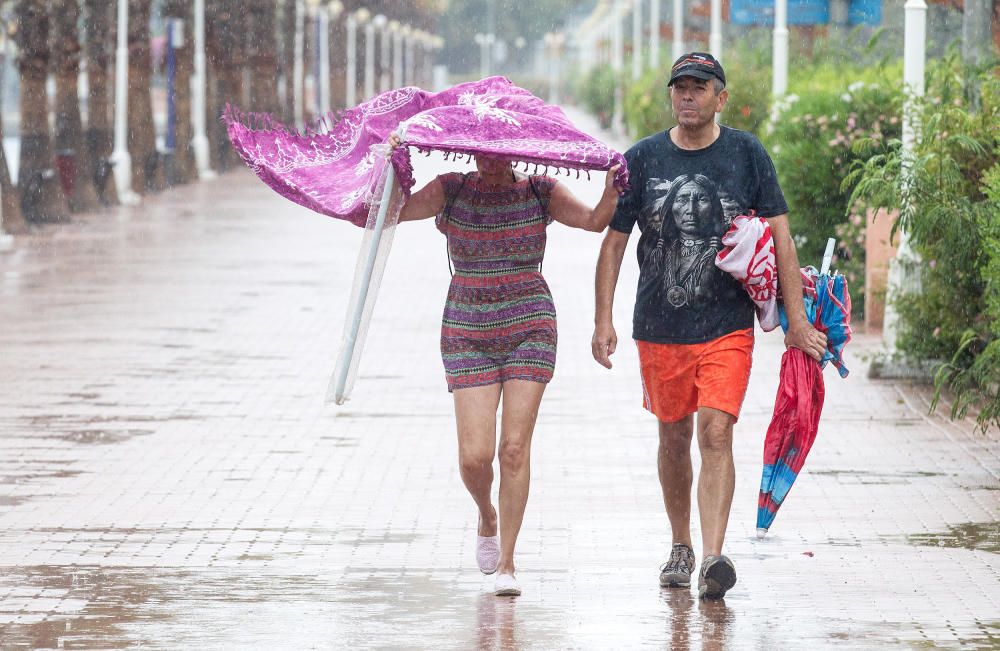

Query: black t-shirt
611,126,788,344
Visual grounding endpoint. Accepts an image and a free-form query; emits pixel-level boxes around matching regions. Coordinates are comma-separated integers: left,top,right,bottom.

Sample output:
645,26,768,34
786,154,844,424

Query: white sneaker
476,534,500,575
493,573,521,597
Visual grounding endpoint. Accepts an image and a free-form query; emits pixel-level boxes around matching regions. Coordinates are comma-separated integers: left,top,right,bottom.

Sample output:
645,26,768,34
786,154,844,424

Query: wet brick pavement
0,111,998,649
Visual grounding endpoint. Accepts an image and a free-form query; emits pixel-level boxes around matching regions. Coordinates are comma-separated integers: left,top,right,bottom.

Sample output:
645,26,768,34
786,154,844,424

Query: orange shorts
636,329,754,423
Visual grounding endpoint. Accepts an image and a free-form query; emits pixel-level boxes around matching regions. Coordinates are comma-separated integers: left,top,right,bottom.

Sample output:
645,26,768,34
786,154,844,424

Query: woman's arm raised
547,164,622,232
398,177,445,222
387,132,445,222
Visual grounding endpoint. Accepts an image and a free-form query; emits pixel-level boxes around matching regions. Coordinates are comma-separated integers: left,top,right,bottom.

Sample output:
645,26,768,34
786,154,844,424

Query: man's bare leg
659,415,695,547
696,407,736,558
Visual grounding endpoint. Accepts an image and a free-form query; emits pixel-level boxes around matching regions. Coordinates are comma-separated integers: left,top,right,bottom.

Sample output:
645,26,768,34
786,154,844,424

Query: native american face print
641,174,730,309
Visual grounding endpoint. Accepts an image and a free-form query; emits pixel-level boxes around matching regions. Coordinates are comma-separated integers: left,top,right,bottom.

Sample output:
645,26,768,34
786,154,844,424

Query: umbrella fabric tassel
755,347,826,535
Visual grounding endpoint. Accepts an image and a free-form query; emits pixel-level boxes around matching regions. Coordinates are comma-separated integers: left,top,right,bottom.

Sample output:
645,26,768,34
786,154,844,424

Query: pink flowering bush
763,77,903,315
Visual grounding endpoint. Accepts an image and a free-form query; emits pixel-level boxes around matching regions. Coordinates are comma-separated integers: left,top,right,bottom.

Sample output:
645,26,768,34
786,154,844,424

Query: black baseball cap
667,52,726,87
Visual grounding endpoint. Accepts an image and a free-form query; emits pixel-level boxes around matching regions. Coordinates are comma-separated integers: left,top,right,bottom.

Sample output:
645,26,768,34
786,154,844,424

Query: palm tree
206,0,246,172
163,0,195,185
126,0,161,192
51,0,99,211
83,0,117,205
329,7,347,111
14,0,69,223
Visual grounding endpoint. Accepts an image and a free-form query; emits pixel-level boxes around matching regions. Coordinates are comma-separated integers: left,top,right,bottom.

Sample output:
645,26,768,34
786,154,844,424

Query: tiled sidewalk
0,114,997,649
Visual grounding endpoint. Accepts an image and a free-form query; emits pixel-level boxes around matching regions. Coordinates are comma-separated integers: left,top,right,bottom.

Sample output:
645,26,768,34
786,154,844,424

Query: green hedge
576,64,617,129
762,64,903,309
847,55,1000,431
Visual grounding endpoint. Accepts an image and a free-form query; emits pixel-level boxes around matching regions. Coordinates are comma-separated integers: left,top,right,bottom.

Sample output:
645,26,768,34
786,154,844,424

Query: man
591,52,827,600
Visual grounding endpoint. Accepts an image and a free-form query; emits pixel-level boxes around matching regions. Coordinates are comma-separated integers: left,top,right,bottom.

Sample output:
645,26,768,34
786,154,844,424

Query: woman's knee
498,437,530,473
459,449,494,477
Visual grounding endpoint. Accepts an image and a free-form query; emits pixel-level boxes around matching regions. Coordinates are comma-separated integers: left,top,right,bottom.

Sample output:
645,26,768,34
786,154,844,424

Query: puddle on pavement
0,469,84,485
335,411,448,420
52,429,154,445
0,565,340,649
0,565,171,649
903,521,1000,554
809,469,946,485
328,572,568,648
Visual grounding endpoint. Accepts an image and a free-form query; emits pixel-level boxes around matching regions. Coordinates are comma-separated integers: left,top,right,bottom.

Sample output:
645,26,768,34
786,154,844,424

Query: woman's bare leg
495,379,546,575
453,384,503,535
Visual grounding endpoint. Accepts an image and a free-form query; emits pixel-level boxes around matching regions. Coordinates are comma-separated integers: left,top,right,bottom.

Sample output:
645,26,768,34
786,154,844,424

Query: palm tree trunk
206,0,246,172
163,0,195,185
279,0,295,124
52,0,99,212
126,0,161,193
0,44,27,234
15,0,69,223
329,12,346,112
248,0,280,116
83,0,117,205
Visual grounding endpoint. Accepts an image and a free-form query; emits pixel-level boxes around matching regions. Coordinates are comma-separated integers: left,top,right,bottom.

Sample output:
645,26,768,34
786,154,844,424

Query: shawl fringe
221,102,348,140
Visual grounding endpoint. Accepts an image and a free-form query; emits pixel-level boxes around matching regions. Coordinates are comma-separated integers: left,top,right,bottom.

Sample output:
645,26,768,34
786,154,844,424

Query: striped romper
436,172,558,392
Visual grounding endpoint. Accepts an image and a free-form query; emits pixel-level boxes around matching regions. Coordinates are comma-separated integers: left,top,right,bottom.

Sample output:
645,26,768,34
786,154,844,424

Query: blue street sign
730,0,880,25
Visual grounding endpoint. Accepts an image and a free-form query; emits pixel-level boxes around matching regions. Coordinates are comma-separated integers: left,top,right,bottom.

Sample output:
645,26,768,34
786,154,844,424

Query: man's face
669,76,727,129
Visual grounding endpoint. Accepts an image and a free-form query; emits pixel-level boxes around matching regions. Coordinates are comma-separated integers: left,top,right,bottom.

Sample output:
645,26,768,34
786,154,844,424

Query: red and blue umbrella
757,241,852,537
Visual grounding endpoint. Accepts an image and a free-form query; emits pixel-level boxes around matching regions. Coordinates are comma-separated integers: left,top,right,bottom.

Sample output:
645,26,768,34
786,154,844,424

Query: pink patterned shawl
223,76,629,227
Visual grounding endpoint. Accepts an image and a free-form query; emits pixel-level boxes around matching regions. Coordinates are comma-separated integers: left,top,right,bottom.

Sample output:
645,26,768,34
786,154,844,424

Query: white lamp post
400,26,414,85
431,36,445,90
883,0,927,351
672,0,684,60
543,32,565,104
293,0,305,127
364,15,377,99
314,0,330,118
377,14,390,92
612,0,625,134
191,0,212,179
650,0,660,67
710,0,722,62
391,22,403,89
111,0,138,203
405,29,418,86
346,9,369,108
772,0,789,97
632,0,642,80
425,35,441,89
474,32,494,79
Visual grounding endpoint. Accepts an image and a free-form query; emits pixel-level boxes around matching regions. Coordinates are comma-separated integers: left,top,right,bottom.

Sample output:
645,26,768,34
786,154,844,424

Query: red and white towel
715,215,780,331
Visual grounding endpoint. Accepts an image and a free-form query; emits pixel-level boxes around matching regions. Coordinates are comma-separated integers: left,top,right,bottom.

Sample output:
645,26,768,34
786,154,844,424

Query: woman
391,135,621,596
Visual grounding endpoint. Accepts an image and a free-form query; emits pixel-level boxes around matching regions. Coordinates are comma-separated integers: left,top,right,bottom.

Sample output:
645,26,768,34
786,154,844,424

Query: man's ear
716,88,729,112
